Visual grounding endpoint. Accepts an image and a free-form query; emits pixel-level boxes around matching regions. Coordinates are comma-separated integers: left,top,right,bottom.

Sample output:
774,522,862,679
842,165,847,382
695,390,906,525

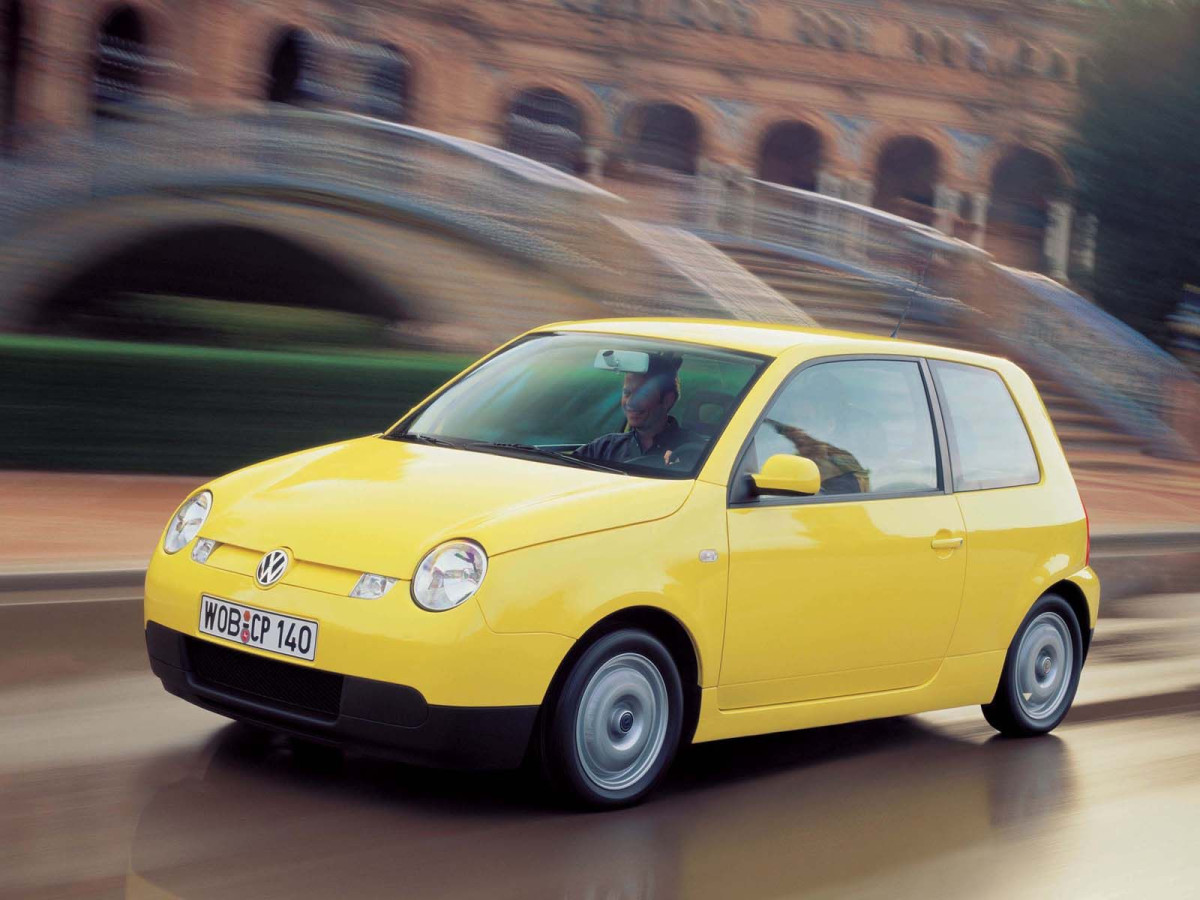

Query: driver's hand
663,449,676,466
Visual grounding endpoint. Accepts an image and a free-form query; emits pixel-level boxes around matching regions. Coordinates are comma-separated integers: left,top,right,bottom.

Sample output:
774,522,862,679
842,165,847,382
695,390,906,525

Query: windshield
388,333,768,478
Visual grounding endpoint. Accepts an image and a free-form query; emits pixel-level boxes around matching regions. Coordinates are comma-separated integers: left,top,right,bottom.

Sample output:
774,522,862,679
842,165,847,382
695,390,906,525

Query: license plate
198,596,318,661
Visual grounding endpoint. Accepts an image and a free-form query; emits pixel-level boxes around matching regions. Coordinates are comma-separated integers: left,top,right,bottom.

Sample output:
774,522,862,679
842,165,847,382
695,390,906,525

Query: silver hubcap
1015,611,1074,721
575,652,669,792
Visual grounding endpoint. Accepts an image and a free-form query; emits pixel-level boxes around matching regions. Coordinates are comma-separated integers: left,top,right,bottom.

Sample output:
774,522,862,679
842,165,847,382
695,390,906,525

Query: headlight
412,540,488,612
163,491,212,554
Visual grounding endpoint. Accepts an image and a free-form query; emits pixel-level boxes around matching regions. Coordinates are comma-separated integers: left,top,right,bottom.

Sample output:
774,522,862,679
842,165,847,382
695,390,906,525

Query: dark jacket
577,416,697,464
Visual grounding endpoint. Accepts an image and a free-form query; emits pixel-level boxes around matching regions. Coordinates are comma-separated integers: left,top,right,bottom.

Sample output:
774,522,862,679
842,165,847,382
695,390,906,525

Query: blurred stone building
0,0,1097,278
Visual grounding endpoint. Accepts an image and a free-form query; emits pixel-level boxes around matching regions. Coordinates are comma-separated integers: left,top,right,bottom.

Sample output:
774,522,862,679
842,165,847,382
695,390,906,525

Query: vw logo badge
255,549,290,587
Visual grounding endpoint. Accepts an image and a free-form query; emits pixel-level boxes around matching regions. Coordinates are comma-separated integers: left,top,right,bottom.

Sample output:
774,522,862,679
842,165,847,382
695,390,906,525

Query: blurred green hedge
0,336,473,475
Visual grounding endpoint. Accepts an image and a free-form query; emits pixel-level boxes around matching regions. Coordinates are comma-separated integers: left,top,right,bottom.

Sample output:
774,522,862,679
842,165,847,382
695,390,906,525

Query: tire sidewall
1000,594,1083,733
544,628,684,809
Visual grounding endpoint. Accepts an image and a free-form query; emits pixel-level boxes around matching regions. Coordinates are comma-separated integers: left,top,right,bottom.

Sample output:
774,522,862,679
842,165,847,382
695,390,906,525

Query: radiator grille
187,638,343,720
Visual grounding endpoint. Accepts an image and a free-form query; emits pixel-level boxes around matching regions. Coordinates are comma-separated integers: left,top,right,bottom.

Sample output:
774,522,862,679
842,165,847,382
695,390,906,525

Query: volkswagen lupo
145,319,1099,807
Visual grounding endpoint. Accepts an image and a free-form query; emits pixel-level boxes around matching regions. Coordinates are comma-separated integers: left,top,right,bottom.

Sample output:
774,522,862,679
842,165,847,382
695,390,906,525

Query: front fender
474,481,729,687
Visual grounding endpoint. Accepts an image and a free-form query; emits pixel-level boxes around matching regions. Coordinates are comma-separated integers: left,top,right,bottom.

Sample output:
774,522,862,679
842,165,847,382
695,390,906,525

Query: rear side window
931,361,1040,491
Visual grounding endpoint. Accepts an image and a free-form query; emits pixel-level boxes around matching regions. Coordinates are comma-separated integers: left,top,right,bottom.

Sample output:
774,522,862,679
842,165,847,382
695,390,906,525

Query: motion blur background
2,1,1200,897
1,0,1198,484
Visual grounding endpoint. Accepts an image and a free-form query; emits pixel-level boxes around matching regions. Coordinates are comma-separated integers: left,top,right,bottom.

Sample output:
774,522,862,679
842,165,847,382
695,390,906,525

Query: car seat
681,389,735,438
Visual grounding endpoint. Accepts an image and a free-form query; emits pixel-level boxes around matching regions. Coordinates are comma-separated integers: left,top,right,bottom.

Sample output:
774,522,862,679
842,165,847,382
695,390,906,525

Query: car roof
543,318,1012,368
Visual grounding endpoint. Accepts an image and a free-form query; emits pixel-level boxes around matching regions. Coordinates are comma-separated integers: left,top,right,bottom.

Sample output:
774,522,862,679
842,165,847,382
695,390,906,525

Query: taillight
1082,500,1091,567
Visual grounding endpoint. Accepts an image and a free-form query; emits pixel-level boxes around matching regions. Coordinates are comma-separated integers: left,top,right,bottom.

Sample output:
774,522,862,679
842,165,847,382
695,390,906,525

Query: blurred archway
364,43,410,122
873,135,940,226
757,121,823,191
627,102,700,175
504,87,585,174
267,28,313,105
35,225,408,348
988,147,1065,271
93,4,149,118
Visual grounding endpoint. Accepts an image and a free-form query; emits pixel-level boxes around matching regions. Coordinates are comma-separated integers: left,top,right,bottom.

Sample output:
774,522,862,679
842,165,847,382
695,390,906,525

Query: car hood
203,436,694,577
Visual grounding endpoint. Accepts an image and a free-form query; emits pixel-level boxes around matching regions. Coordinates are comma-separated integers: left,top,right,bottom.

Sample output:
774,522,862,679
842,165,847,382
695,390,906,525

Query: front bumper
144,547,572,708
146,622,539,769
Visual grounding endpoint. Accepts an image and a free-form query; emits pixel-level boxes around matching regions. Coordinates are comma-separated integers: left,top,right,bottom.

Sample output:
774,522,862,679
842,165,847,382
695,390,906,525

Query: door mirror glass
750,454,822,497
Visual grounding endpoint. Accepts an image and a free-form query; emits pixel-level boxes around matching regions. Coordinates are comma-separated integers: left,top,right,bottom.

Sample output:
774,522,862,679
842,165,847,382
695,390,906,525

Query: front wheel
983,594,1083,737
539,629,684,809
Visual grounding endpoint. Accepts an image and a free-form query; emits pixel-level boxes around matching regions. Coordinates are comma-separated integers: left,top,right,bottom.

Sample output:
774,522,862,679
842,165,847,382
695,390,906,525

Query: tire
983,593,1083,737
539,628,684,809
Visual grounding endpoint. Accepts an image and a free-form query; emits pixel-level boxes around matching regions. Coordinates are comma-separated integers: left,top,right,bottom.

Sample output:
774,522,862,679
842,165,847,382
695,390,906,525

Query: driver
577,353,698,465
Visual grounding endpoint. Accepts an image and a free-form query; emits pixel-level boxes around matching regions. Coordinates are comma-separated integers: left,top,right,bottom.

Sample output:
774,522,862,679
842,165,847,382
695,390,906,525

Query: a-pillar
969,192,989,248
933,184,962,235
1045,200,1074,281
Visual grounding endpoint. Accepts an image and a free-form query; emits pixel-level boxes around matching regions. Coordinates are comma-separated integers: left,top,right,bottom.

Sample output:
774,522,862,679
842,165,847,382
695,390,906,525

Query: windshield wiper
389,434,625,474
388,432,461,449
472,441,626,475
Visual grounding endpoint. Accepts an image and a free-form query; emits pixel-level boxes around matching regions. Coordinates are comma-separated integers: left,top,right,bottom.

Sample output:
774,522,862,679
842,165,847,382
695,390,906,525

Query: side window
737,359,940,497
930,360,1040,491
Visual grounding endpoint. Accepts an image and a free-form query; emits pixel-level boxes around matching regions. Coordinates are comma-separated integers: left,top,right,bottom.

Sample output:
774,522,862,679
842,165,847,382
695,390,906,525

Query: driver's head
622,354,682,433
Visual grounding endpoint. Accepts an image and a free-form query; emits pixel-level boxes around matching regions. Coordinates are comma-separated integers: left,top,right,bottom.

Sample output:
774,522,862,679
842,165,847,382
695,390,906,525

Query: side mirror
750,454,822,497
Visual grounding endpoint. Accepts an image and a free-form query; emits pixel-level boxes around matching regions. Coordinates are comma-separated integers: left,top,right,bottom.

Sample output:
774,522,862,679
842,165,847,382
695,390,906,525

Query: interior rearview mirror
750,454,822,497
594,349,650,374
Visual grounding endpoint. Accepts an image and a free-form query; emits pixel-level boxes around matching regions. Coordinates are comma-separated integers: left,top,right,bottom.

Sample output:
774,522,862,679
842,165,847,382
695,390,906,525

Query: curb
0,567,145,594
1091,529,1200,555
1083,530,1200,600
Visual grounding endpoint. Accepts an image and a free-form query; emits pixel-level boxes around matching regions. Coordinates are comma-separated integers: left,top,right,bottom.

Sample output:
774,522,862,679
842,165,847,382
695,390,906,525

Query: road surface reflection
125,718,1075,899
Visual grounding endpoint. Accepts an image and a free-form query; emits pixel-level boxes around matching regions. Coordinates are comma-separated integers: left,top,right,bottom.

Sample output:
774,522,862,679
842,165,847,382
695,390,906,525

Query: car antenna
891,252,933,339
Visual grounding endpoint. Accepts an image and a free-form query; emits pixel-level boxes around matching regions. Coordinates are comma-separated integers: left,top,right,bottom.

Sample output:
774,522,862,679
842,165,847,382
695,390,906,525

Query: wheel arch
989,548,1097,662
1046,578,1094,660
544,605,703,747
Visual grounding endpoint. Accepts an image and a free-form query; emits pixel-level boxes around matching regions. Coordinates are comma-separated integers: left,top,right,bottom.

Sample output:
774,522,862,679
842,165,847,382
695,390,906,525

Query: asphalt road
2,589,1198,900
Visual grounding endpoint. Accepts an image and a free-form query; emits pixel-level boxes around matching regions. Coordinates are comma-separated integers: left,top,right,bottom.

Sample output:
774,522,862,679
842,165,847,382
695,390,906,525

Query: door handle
930,536,964,551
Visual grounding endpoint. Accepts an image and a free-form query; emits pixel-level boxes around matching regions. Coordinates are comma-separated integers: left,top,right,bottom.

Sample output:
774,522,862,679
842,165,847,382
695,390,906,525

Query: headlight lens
412,540,488,611
350,573,398,600
164,491,212,554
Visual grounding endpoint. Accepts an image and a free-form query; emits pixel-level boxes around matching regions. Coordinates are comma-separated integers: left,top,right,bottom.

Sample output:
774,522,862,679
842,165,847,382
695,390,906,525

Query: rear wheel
539,629,684,809
983,594,1083,736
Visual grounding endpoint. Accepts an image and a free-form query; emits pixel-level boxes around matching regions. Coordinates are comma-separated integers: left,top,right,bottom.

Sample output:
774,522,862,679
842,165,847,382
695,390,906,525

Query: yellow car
145,319,1099,807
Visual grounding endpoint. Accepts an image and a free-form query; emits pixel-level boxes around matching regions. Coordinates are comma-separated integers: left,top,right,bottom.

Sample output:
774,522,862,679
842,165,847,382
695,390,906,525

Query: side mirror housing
750,454,822,497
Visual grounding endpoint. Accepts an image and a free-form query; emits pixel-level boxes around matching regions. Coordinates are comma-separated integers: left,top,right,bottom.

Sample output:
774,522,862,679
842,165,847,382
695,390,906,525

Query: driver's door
718,357,967,710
